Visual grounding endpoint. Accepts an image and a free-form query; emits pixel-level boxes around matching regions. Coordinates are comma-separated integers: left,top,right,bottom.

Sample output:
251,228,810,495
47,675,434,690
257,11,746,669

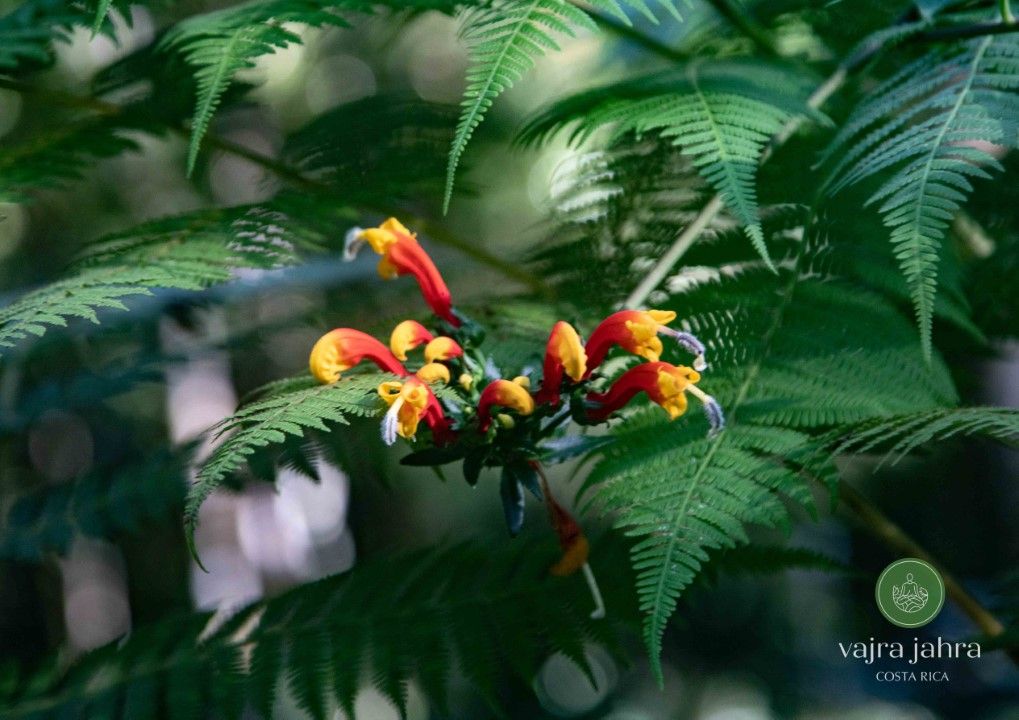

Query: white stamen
381,398,404,446
582,563,606,620
343,227,366,261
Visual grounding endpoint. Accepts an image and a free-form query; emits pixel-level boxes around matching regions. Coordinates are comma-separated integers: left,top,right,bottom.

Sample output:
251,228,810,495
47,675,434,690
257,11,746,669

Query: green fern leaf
520,59,825,265
0,196,338,356
0,540,629,718
577,223,957,680
0,444,193,560
160,0,352,176
822,33,1019,358
185,374,386,558
444,0,688,212
90,0,113,35
0,116,145,202
829,407,1019,465
0,0,85,72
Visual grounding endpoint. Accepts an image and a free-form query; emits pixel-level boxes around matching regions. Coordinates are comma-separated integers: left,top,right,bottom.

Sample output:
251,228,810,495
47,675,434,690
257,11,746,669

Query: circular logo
875,558,945,628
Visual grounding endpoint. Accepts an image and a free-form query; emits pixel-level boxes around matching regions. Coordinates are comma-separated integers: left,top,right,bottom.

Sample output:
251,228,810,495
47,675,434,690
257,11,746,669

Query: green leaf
822,32,1019,358
520,58,826,265
0,540,629,718
159,0,354,176
186,374,388,557
444,0,689,211
577,224,956,681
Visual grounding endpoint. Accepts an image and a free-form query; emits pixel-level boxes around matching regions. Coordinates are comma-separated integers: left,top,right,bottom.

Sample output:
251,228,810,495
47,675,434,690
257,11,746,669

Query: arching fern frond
0,196,334,356
284,95,457,207
0,539,626,719
828,407,1019,466
185,373,387,558
520,59,824,265
160,0,353,176
532,139,719,311
444,0,689,212
578,228,957,681
822,32,1019,358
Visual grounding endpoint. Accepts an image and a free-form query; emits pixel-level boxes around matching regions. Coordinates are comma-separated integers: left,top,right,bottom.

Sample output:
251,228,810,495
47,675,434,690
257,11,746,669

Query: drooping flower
477,378,535,432
377,377,451,445
415,362,451,385
587,361,725,434
546,489,589,577
310,328,407,383
585,310,707,375
424,336,463,363
390,320,434,361
535,321,587,406
346,218,460,326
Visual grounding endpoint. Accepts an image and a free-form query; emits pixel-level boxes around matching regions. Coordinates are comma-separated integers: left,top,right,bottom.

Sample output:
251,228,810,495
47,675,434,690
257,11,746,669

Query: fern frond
578,227,957,680
0,445,192,560
822,32,1019,358
0,539,626,718
160,0,354,175
0,196,330,356
0,115,148,202
829,407,1019,466
520,59,824,264
185,373,386,555
444,0,688,211
0,0,86,72
283,95,457,206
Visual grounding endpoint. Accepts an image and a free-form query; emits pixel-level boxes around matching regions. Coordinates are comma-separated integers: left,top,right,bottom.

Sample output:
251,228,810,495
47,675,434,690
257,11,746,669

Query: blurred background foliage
0,0,1018,718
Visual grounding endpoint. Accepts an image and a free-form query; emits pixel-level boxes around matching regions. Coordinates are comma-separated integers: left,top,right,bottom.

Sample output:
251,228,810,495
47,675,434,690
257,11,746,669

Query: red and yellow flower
348,218,460,326
378,366,452,445
586,361,722,428
389,320,434,361
309,328,407,383
308,217,723,561
424,336,463,363
477,377,535,432
535,321,587,406
585,309,707,375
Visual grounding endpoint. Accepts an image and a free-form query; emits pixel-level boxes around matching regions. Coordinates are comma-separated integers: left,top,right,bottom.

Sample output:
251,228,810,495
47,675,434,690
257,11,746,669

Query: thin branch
912,19,1019,43
1003,0,1016,24
623,10,904,309
838,482,1019,667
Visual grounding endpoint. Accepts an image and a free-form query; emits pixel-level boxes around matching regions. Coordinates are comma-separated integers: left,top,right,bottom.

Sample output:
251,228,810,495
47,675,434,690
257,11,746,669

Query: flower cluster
309,218,723,608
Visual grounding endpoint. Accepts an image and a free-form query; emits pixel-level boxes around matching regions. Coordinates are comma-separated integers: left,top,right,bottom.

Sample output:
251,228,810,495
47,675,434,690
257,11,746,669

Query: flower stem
1001,0,1015,25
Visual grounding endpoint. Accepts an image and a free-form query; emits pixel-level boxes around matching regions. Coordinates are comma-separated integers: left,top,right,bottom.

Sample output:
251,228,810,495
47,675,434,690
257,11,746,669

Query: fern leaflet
520,59,824,265
160,0,352,175
444,0,688,212
185,374,386,557
576,224,956,680
0,198,321,356
0,540,627,719
822,32,1019,358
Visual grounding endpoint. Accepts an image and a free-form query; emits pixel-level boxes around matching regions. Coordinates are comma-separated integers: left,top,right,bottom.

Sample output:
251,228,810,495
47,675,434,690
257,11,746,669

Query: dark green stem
1001,0,1015,24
